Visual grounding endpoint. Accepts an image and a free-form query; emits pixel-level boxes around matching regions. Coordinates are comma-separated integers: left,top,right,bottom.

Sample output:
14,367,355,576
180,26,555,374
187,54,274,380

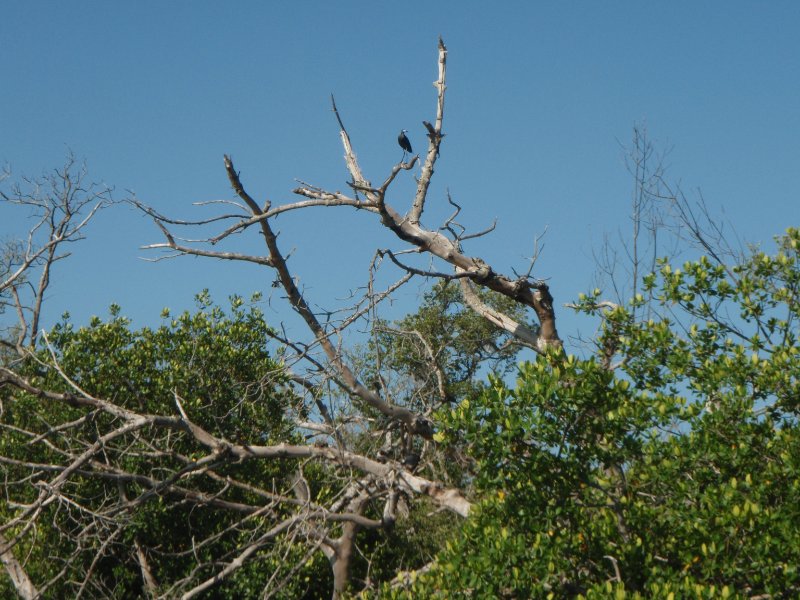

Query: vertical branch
626,125,663,322
330,490,371,599
330,95,375,200
134,539,159,598
630,127,645,315
28,241,55,348
409,37,447,225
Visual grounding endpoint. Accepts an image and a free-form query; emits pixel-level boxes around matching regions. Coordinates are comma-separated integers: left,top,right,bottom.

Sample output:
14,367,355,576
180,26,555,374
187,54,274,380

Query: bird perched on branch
397,129,413,157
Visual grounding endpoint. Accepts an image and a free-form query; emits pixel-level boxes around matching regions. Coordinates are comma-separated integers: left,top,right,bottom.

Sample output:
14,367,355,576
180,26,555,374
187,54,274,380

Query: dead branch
220,156,434,438
1,156,111,347
459,274,542,351
328,104,560,349
0,40,569,598
374,324,449,405
409,37,448,224
0,366,470,517
0,532,39,600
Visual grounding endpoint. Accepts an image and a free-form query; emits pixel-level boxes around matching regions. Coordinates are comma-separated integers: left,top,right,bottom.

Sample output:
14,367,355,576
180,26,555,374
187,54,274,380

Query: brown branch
198,440,472,517
330,95,373,196
29,238,56,347
378,158,419,194
377,199,562,348
75,526,125,599
141,217,275,265
1,159,109,348
376,324,449,405
459,219,497,242
330,489,371,599
179,517,295,600
134,538,158,598
130,198,248,226
379,249,477,280
333,41,559,349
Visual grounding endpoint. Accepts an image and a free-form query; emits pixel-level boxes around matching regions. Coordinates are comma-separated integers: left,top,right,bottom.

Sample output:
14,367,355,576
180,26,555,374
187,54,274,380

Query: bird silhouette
397,129,413,156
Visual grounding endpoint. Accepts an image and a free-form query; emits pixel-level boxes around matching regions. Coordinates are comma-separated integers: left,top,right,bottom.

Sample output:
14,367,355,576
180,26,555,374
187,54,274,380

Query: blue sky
2,2,799,347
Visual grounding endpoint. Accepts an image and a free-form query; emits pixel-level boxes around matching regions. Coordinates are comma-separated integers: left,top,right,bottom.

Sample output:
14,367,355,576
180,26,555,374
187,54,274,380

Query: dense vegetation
393,229,800,598
1,43,798,597
2,230,798,598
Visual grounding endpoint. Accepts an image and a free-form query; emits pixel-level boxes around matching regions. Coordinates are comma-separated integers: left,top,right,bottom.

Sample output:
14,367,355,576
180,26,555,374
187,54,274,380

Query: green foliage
47,291,293,441
345,280,532,498
350,497,460,591
0,292,331,599
371,281,530,408
390,229,800,598
337,282,531,589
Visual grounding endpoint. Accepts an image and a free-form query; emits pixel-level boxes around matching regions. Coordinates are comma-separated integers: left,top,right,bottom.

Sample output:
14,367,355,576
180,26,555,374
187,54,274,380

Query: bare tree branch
458,275,542,351
1,155,112,347
0,532,39,600
409,37,448,224
0,41,564,598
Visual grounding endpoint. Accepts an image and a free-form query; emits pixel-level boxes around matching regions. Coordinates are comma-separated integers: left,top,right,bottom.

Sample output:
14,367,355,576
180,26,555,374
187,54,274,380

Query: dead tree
0,40,560,598
0,156,112,599
136,37,560,596
0,155,110,351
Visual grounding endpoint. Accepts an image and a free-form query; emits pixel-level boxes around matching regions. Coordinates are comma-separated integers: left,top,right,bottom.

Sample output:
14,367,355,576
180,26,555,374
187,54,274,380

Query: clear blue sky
2,2,799,346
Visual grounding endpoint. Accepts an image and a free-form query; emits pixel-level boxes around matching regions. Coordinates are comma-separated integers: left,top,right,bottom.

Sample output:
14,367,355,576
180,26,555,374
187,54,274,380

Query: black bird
397,129,413,155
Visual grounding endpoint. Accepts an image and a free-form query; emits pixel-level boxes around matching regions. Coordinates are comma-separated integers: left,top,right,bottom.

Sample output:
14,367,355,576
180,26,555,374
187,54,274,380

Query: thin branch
379,249,476,280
